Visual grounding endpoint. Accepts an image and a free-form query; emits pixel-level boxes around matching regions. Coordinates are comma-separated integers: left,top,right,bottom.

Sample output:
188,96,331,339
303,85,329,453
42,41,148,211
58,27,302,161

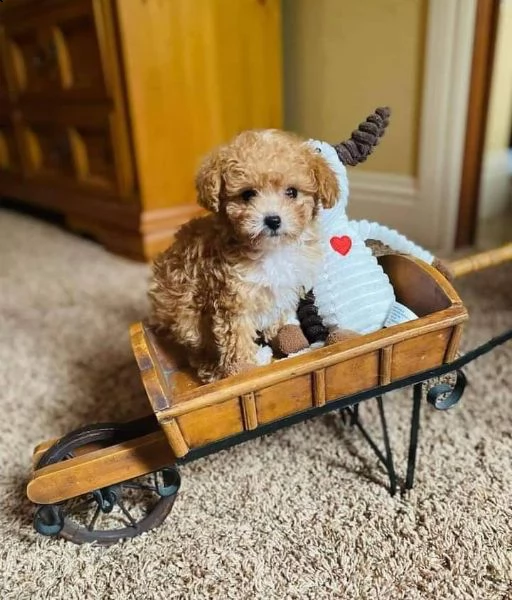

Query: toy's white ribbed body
308,139,434,335
314,204,395,334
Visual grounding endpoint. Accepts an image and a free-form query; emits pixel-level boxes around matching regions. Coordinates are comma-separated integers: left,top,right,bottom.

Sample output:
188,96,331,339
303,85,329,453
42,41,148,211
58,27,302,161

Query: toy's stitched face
196,130,339,246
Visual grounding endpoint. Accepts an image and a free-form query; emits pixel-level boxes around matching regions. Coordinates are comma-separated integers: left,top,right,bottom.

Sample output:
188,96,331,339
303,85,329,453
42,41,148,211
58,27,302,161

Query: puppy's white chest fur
241,238,319,332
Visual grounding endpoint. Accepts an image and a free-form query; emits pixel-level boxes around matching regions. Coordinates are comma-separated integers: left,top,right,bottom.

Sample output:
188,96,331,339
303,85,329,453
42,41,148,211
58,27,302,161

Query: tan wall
282,0,427,175
484,0,512,153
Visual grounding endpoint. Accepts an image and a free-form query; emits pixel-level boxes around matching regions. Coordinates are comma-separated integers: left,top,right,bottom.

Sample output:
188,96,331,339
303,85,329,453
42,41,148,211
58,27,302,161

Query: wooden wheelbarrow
26,245,512,545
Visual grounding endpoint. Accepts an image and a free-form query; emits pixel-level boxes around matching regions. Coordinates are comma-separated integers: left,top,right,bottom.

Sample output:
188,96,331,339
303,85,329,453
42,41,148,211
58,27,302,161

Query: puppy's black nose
264,215,281,231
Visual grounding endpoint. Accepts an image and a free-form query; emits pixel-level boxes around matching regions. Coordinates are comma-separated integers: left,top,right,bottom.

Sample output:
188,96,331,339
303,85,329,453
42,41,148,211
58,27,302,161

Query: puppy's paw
224,361,258,378
326,328,360,345
255,345,273,366
273,324,310,356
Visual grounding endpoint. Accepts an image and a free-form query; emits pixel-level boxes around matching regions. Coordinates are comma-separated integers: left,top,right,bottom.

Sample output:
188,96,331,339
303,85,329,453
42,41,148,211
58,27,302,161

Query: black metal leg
405,383,423,490
347,397,397,495
376,396,397,496
350,402,359,426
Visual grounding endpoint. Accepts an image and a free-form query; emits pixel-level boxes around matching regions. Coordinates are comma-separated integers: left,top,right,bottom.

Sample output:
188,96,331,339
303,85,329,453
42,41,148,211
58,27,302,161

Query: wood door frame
455,0,501,248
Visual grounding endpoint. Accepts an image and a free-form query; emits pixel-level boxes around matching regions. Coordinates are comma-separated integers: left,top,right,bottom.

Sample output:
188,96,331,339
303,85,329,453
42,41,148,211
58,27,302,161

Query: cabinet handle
31,48,47,69
46,41,57,67
50,138,71,164
31,42,57,70
104,144,113,165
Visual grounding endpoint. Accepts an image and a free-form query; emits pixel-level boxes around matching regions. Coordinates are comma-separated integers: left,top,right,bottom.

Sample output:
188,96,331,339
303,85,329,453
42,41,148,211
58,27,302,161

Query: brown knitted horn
334,107,391,166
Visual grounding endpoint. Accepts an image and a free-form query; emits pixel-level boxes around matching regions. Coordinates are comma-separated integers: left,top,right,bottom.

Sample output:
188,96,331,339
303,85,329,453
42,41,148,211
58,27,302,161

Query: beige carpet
0,208,511,600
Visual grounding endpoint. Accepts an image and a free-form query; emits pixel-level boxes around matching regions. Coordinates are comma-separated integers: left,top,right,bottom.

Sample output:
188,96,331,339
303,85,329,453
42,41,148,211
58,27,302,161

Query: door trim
455,0,500,247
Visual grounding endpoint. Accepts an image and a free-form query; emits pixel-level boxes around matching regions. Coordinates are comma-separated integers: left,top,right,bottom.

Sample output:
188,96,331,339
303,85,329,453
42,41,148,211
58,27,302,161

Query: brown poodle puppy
149,129,339,382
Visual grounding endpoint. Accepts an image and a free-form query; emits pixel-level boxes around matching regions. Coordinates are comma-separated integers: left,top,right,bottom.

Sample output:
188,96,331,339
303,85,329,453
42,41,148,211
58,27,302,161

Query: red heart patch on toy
330,235,352,256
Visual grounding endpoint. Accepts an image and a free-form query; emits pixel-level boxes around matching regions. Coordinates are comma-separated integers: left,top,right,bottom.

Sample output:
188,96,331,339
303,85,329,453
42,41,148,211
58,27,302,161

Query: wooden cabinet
0,0,282,260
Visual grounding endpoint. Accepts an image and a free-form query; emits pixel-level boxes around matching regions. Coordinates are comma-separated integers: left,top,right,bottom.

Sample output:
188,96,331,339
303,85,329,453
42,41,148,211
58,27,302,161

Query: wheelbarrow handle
449,242,512,278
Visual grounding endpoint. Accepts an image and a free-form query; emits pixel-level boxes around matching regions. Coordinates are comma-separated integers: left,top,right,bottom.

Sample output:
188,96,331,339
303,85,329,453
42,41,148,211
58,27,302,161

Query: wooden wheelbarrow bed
132,254,468,460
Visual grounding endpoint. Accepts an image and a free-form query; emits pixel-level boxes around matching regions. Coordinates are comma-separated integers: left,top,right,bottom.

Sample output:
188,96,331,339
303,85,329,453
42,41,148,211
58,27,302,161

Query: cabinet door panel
3,0,108,101
22,121,75,179
19,105,134,197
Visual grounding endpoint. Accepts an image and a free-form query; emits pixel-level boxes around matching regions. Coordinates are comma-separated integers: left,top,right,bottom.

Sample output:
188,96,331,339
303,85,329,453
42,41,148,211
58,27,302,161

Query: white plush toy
310,137,433,339
276,108,448,354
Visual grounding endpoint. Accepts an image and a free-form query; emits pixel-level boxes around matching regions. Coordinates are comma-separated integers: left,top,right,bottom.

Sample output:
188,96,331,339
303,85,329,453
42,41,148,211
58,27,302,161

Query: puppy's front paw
255,345,273,366
224,361,257,378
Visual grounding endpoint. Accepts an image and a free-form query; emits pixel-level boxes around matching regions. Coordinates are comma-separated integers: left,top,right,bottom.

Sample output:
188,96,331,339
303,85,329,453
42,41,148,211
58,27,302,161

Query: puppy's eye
285,187,298,199
241,189,257,201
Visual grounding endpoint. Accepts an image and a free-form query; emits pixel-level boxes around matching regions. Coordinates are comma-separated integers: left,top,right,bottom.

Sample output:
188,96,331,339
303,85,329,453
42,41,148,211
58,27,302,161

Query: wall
479,0,512,220
282,0,427,175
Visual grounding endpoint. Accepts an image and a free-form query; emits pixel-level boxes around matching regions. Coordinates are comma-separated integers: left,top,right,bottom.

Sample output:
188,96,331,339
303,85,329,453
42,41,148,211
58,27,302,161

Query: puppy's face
196,130,339,246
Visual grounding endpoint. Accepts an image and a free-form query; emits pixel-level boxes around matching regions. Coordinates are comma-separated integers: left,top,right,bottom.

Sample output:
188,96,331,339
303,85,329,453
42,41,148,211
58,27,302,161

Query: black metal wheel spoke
116,497,138,528
70,496,95,513
122,482,157,493
87,505,101,531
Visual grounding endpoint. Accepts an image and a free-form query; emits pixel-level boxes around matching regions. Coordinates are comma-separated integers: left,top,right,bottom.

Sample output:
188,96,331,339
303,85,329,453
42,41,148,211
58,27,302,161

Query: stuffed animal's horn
333,107,391,166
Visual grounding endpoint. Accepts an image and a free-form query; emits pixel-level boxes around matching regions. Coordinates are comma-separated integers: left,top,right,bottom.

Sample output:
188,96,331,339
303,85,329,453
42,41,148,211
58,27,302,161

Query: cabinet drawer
19,107,133,195
0,116,22,173
70,118,120,190
2,0,109,102
22,121,75,180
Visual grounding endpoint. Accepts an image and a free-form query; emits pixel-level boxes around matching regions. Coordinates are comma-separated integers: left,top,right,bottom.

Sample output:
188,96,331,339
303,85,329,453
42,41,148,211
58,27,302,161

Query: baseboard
478,150,512,220
67,205,203,261
140,204,205,234
0,173,204,261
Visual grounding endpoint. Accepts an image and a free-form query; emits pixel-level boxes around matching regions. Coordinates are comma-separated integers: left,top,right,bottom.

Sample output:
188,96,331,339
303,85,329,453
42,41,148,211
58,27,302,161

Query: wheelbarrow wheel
33,422,181,545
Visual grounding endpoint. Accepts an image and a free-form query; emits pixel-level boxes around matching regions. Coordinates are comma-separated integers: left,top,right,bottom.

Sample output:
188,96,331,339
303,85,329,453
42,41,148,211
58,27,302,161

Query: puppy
149,129,338,382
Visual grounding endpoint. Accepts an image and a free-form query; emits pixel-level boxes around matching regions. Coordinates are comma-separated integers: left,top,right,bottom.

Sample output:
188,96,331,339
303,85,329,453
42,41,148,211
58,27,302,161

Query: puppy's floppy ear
311,153,339,209
195,148,223,213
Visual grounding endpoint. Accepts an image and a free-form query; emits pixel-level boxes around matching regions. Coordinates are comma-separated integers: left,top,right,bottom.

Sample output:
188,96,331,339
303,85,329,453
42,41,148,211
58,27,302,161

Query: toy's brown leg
272,324,310,356
365,238,395,257
432,257,455,281
325,328,360,345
